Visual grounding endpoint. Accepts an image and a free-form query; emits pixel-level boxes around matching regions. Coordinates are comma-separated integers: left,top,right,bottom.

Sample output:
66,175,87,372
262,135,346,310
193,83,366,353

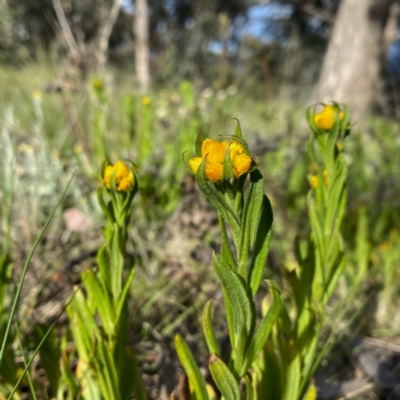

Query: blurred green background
1,0,400,398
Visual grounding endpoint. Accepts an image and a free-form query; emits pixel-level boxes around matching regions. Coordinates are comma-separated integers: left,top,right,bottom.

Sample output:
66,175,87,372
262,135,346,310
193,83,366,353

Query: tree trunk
135,0,150,93
96,0,122,75
311,0,394,118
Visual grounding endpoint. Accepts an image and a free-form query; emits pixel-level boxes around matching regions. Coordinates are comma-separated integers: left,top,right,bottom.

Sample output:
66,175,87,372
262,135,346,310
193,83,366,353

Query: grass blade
0,170,76,368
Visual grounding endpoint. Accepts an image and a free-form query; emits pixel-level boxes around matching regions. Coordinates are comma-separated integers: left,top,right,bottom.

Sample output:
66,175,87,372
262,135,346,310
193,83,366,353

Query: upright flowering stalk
255,103,351,399
66,159,147,400
306,103,350,305
175,122,282,399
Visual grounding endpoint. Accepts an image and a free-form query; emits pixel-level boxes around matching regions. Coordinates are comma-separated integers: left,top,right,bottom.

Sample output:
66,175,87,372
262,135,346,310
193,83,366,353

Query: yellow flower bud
232,154,252,178
32,89,43,100
310,175,318,189
142,96,151,106
103,160,134,192
229,140,244,159
313,105,343,131
205,163,223,182
189,157,203,174
202,139,227,165
92,77,103,91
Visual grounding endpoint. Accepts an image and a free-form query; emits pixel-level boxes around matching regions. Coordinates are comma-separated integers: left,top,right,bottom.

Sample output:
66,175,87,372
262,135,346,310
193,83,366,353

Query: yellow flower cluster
103,160,134,192
189,138,252,182
313,105,344,131
142,96,151,106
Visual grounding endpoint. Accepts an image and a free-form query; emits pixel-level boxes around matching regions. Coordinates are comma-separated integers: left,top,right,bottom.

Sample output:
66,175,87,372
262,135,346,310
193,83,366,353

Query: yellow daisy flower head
313,104,344,131
189,137,253,183
103,160,135,192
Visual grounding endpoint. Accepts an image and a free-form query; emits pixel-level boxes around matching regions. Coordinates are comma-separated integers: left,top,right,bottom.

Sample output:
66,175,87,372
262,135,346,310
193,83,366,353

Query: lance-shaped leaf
94,339,121,400
233,118,242,138
202,299,220,356
256,340,282,400
110,225,124,298
222,144,235,181
83,269,115,336
218,214,237,269
249,195,273,297
116,267,136,325
175,334,209,400
97,244,111,292
238,170,265,278
240,281,282,375
209,354,240,400
244,373,255,400
195,159,240,237
212,253,253,347
281,340,301,400
325,158,347,236
323,252,346,306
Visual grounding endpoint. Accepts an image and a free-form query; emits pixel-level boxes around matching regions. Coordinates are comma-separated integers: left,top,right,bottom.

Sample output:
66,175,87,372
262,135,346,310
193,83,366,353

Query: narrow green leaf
94,340,121,400
202,299,220,356
60,337,79,399
323,253,346,305
212,253,253,347
116,267,135,324
222,144,234,181
282,341,301,400
32,324,61,395
97,187,114,222
249,195,273,297
175,334,209,400
16,324,37,400
0,171,76,369
97,244,111,292
256,341,282,400
221,287,235,351
77,359,102,400
233,118,242,138
209,354,240,400
8,294,76,400
83,270,115,335
70,289,100,336
218,214,237,269
244,374,255,400
239,170,264,278
110,225,124,298
325,158,347,236
241,281,282,375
